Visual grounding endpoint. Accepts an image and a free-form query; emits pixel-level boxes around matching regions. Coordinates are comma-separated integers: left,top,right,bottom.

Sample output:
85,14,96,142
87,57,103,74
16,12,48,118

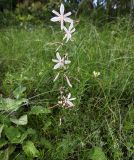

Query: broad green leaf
0,145,15,160
89,147,107,160
0,115,10,125
29,106,51,115
0,97,28,112
4,126,29,144
0,150,9,160
4,126,21,143
18,128,36,144
23,141,40,158
0,139,7,149
26,128,36,135
19,132,29,144
7,145,15,157
10,115,28,125
0,124,4,138
13,86,26,99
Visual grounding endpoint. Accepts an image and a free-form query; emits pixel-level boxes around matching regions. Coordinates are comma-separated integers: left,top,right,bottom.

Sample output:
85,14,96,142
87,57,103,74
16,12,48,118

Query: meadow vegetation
0,17,133,159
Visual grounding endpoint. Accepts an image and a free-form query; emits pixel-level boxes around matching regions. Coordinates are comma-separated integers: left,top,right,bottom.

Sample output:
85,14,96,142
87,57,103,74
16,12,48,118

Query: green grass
0,18,134,159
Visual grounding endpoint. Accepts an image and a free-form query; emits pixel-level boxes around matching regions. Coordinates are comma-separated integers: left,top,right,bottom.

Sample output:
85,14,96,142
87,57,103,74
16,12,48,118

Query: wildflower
93,71,100,78
63,23,75,42
51,3,73,30
58,93,76,108
52,52,71,70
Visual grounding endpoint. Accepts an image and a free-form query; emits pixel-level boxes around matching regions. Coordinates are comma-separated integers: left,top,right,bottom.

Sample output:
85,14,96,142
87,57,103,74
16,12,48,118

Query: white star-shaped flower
51,3,73,30
63,23,75,42
52,52,71,70
58,93,76,108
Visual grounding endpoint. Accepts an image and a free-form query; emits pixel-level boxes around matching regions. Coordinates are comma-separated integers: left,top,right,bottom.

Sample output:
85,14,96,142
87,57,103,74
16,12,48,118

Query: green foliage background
0,0,134,27
0,18,134,159
0,0,133,160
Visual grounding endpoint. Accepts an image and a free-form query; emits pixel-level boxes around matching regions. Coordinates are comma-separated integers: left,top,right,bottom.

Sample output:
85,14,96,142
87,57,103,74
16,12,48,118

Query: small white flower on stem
64,93,76,108
93,71,100,78
58,93,76,108
64,74,72,88
52,52,71,70
51,3,73,30
63,23,75,42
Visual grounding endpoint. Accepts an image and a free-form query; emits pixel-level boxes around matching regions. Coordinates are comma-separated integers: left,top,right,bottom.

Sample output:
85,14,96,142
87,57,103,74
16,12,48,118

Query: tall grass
0,18,133,159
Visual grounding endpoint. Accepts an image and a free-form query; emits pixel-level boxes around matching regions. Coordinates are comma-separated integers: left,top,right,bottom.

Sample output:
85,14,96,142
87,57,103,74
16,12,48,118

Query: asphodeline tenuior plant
51,3,76,108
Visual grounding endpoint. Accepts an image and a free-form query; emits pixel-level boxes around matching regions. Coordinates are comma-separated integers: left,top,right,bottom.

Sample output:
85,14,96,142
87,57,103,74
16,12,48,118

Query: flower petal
66,38,69,43
66,34,71,42
65,76,72,88
63,26,68,33
68,93,71,99
65,60,71,64
60,3,64,15
52,10,60,16
70,98,76,101
63,34,67,40
67,100,74,107
51,17,60,22
61,20,64,30
64,12,71,17
54,72,60,82
71,28,75,33
69,22,74,31
56,52,61,61
54,63,61,69
64,17,73,23
52,59,59,63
